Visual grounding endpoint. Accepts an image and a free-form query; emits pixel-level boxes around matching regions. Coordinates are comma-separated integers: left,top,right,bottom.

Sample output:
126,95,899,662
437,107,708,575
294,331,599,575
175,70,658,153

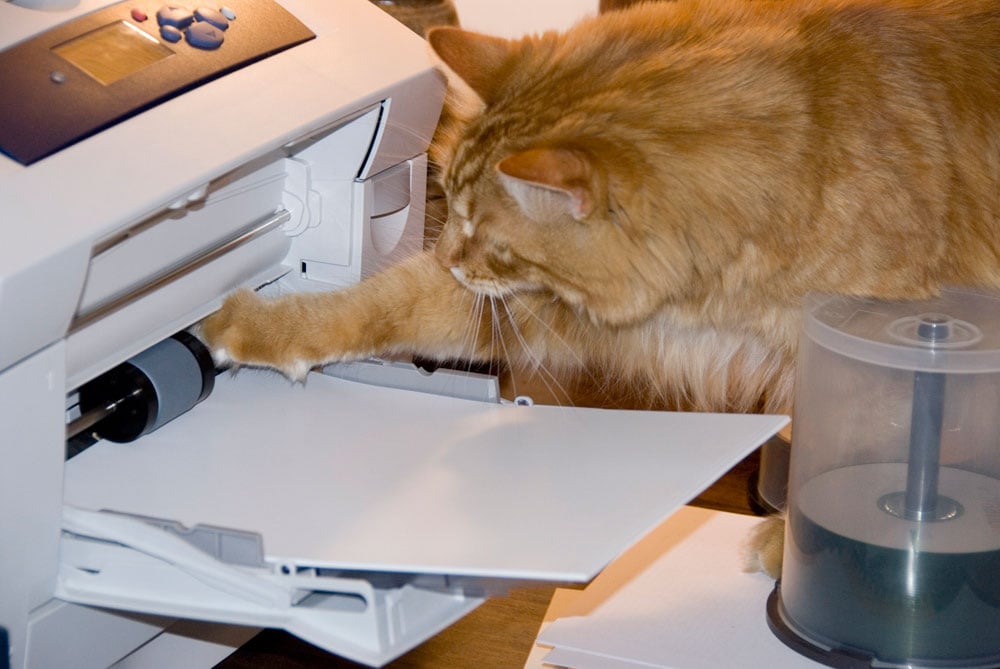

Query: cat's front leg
200,251,487,380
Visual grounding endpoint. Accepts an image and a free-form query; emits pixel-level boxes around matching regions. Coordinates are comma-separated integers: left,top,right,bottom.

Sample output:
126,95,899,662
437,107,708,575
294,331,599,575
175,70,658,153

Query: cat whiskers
507,290,609,401
507,291,589,371
487,296,519,399
454,291,509,401
423,202,448,243
461,291,490,373
495,294,574,406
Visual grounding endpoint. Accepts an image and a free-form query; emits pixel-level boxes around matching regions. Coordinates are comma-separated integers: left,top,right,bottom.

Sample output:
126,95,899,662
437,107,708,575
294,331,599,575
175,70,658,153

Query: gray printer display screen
53,21,174,86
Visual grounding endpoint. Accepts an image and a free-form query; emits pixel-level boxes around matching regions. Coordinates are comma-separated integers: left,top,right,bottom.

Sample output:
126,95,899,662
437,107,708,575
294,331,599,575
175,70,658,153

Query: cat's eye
490,241,514,264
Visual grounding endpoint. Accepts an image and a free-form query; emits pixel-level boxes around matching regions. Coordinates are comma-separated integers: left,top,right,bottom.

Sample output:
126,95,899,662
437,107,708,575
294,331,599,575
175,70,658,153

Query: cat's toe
281,359,313,383
208,344,233,368
742,515,785,579
198,289,261,368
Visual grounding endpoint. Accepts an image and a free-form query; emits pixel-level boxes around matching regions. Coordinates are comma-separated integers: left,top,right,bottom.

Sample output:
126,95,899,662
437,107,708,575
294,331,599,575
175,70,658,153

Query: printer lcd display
52,21,175,86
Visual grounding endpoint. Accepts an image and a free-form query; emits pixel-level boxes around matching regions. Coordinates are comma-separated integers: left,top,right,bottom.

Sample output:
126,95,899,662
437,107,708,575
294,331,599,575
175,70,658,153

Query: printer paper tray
60,369,787,665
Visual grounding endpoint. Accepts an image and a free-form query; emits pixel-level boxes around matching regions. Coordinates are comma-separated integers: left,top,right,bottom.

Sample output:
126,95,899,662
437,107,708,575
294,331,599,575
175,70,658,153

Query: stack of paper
529,507,825,669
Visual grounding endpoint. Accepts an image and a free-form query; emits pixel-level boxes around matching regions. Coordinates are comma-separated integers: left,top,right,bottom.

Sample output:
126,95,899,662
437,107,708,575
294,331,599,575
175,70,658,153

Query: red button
131,8,148,21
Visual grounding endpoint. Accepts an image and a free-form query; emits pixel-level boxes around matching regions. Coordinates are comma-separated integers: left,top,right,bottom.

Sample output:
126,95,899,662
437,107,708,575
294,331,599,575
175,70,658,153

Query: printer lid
63,369,786,582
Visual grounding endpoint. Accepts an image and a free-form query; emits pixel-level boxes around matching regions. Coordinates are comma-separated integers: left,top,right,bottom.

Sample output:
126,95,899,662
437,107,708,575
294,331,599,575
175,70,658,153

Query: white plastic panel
25,600,171,669
55,515,484,668
78,158,288,317
65,217,292,390
0,344,66,669
63,370,787,582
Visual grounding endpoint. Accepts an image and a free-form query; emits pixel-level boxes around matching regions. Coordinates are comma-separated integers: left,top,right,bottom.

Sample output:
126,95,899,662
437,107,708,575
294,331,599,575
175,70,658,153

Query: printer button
156,6,195,29
160,25,183,43
185,22,225,49
195,7,230,30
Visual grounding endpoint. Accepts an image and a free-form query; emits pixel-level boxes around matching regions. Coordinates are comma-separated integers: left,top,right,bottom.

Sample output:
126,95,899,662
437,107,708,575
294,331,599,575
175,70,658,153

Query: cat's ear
497,148,599,221
427,27,513,104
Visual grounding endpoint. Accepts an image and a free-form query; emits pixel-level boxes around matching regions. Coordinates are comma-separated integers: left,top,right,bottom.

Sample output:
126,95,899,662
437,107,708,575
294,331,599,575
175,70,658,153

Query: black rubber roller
75,331,215,443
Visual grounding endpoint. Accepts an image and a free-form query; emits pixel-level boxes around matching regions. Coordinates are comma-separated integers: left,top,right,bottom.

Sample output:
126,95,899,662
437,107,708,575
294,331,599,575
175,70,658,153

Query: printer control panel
0,0,315,165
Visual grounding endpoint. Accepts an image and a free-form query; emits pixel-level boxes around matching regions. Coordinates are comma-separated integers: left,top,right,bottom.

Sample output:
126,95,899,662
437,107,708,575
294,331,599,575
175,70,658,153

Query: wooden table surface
216,447,765,669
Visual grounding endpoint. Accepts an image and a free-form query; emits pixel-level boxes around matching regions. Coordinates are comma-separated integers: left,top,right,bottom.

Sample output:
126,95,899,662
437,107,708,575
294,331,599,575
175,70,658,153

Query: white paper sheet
532,507,825,669
65,370,787,582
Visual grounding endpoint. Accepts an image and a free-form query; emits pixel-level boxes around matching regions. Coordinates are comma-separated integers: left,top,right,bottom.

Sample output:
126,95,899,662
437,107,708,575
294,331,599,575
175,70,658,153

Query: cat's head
426,24,699,327
426,10,809,329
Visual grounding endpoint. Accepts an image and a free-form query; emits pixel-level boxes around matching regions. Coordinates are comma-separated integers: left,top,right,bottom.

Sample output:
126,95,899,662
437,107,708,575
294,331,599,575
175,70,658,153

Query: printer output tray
60,368,786,665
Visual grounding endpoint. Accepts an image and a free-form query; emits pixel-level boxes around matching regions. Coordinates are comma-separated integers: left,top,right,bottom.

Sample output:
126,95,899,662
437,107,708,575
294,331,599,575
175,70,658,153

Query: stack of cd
768,288,1000,669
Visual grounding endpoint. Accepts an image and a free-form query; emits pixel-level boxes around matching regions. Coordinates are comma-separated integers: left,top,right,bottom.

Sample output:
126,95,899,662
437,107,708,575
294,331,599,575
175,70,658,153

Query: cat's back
786,0,1000,92
559,0,1000,82
505,0,1000,137
542,0,1000,301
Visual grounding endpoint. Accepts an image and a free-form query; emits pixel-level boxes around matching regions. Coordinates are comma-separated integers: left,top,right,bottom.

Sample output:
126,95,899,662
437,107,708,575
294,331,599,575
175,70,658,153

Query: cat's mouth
449,266,518,298
449,266,505,296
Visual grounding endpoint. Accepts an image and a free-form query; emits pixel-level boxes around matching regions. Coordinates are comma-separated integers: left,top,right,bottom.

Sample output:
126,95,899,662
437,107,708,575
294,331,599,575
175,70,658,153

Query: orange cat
204,0,1000,409
202,0,1000,569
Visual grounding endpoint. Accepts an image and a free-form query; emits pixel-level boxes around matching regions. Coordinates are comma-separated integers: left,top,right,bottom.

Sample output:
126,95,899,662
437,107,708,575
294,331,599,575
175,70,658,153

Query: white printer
0,1,787,667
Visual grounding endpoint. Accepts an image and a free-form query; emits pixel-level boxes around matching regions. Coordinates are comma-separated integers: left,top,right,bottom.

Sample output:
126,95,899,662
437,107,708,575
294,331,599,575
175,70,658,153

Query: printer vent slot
296,591,368,613
72,210,289,333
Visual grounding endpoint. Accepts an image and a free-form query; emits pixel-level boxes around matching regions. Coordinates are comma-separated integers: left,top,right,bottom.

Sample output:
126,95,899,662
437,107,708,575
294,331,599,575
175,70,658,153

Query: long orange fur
203,0,1000,419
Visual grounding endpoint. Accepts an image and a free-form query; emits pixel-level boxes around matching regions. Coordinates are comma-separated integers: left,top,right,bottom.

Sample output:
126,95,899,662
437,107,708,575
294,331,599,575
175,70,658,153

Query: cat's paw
199,289,312,381
199,289,263,368
742,515,784,579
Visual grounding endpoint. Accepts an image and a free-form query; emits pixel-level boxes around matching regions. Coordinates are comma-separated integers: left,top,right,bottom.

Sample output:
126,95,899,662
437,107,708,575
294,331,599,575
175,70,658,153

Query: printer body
0,1,447,666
